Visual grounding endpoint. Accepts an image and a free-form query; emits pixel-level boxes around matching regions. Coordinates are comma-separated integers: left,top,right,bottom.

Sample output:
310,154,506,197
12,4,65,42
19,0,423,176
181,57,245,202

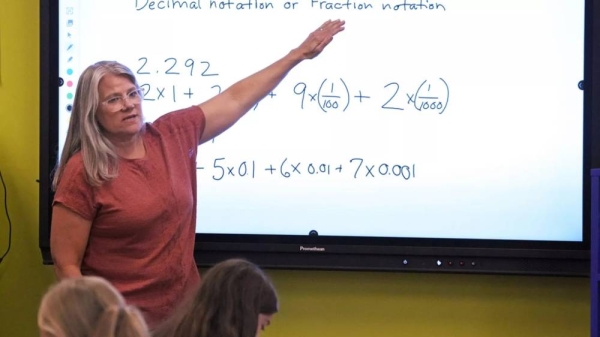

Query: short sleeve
151,105,206,146
52,154,98,220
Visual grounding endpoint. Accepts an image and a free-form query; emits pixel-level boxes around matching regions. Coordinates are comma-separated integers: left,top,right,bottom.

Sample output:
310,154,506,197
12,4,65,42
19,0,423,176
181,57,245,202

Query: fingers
317,19,344,50
298,19,345,60
317,19,345,36
318,19,332,30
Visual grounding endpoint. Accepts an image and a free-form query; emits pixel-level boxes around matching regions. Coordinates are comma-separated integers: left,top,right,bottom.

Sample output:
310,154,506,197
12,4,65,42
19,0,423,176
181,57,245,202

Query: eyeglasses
100,88,143,112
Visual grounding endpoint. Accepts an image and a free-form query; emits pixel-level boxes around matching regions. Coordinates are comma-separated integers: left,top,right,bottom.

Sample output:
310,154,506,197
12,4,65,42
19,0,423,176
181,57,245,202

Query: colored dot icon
67,68,73,75
67,81,73,87
67,93,73,99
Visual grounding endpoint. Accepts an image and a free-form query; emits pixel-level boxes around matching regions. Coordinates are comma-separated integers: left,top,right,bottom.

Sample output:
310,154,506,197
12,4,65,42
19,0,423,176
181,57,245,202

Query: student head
37,276,150,337
153,258,279,337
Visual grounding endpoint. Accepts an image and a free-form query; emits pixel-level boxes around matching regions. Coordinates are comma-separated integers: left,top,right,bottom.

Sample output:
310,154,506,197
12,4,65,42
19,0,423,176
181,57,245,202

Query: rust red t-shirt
53,105,205,327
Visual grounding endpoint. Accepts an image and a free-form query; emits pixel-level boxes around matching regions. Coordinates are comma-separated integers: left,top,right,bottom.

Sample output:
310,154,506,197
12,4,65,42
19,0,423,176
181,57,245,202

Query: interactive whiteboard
57,0,585,241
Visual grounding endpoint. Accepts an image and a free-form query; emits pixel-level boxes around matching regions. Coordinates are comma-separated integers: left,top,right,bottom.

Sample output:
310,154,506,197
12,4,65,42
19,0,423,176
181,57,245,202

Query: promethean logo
299,246,325,252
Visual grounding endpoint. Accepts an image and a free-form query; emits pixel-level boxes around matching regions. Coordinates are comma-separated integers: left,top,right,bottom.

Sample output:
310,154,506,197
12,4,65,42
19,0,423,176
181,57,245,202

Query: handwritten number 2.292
136,57,218,77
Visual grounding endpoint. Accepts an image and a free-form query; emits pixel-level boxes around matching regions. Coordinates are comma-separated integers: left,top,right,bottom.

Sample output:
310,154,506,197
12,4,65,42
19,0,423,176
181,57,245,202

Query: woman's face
96,73,144,142
256,313,275,337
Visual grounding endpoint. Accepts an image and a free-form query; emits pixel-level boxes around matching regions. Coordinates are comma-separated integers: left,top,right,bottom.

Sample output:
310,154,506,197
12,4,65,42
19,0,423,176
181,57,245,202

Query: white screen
58,0,585,241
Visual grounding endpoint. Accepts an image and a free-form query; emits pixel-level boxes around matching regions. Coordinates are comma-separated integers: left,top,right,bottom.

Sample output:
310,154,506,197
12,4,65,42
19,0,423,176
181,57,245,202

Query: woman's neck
112,133,146,159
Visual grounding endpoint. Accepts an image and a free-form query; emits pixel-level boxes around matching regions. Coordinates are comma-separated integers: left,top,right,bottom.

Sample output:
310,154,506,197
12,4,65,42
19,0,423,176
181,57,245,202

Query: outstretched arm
198,19,345,144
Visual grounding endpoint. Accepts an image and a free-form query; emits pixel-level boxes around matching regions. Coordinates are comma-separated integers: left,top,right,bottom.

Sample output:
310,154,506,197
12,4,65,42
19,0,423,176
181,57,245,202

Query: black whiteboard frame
39,0,598,276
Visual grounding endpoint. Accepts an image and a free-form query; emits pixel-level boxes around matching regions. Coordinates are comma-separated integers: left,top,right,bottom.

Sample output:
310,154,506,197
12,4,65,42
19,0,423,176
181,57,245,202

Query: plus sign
353,90,370,103
265,165,276,174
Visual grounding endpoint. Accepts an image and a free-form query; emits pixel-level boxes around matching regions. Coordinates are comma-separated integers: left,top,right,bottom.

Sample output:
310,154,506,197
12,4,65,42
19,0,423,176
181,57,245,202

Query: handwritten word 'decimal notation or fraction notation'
135,0,446,11
197,157,416,181
294,78,450,114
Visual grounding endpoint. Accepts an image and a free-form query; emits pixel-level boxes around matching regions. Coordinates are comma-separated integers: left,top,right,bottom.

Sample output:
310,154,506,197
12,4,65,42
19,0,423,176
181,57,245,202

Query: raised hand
293,19,346,60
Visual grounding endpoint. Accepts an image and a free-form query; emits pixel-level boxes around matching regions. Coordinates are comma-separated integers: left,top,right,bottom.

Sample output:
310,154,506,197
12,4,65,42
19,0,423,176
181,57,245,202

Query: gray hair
52,61,140,190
